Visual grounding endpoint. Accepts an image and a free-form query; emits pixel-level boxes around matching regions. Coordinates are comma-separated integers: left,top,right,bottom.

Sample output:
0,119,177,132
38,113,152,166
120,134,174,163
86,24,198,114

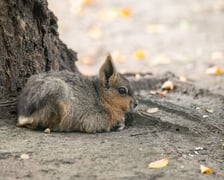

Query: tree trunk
0,0,78,100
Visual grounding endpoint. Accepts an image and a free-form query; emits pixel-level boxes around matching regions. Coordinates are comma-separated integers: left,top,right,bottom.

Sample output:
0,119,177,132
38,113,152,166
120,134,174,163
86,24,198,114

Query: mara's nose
133,99,138,109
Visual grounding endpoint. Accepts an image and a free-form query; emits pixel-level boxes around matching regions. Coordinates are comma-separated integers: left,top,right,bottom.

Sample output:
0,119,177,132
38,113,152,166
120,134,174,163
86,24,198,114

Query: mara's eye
118,87,127,95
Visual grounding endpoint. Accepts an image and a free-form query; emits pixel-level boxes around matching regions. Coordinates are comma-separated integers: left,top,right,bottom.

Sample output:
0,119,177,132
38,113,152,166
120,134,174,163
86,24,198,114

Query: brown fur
17,54,137,133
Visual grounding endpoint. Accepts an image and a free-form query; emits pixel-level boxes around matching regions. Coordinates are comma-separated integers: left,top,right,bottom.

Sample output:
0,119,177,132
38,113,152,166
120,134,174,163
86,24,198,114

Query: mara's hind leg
17,107,60,131
57,101,73,131
17,115,38,129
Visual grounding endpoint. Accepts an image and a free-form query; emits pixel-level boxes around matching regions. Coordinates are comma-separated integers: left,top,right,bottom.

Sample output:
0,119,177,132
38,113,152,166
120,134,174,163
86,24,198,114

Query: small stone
20,154,30,160
203,115,209,118
195,147,204,150
146,107,159,114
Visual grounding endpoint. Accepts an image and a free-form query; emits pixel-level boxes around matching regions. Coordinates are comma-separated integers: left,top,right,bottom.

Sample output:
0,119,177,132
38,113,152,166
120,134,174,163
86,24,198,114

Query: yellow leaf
81,0,93,6
134,50,146,60
161,81,174,90
120,8,132,18
206,66,222,75
148,158,169,169
200,165,212,174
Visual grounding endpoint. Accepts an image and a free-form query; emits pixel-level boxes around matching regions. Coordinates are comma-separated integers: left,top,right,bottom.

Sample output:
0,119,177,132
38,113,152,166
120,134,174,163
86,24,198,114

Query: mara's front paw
116,123,125,131
113,117,125,131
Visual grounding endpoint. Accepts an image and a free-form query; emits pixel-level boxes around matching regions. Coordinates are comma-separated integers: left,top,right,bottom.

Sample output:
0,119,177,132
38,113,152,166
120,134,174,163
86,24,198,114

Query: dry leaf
20,154,30,160
44,128,51,134
148,158,169,169
146,24,166,33
206,66,222,75
152,54,171,65
147,108,159,114
120,8,132,18
88,25,102,39
200,165,212,174
81,0,92,6
134,50,146,60
205,108,214,113
161,81,174,90
179,76,187,82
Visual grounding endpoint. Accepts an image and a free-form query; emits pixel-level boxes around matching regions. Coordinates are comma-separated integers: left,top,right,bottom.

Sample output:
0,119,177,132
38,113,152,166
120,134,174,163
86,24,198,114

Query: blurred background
48,0,224,91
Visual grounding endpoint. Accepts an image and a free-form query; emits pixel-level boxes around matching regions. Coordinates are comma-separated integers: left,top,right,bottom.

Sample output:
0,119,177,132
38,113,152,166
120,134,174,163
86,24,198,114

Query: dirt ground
0,0,224,179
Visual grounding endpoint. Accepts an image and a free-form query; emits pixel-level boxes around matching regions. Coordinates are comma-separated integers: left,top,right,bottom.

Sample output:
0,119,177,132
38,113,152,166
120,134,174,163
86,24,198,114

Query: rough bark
0,0,78,100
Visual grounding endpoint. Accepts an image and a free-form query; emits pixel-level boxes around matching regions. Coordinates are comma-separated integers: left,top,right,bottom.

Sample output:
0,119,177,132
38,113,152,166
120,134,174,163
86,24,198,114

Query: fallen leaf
161,81,174,90
200,165,212,174
81,0,92,6
206,66,222,75
20,154,30,160
120,8,132,18
148,158,169,169
146,24,167,33
179,76,187,82
44,128,51,134
205,108,214,113
88,25,102,39
152,54,171,65
147,107,159,114
134,50,146,60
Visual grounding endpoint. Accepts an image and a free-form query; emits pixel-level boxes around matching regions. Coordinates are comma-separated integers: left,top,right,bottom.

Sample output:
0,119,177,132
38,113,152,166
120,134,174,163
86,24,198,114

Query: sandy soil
0,0,224,179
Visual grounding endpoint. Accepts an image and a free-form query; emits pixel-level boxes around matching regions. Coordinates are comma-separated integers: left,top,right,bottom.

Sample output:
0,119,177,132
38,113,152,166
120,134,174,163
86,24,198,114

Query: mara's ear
99,54,117,87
